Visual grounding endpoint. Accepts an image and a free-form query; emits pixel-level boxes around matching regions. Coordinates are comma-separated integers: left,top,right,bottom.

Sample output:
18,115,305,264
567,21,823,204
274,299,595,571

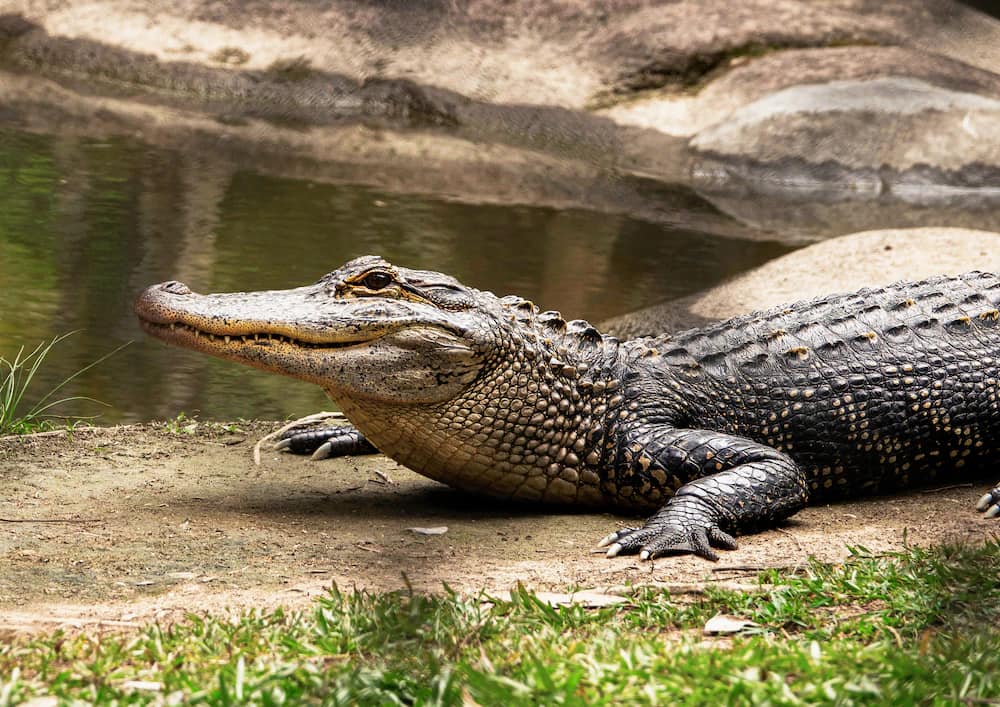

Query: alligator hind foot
597,496,737,562
976,484,1000,518
275,425,379,460
597,494,738,562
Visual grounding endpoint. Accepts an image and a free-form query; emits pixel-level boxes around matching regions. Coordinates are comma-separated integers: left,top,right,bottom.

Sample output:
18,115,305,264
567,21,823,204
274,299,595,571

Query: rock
601,228,1000,338
603,46,1000,139
13,0,991,110
690,76,1000,203
691,190,1000,242
2,0,1000,210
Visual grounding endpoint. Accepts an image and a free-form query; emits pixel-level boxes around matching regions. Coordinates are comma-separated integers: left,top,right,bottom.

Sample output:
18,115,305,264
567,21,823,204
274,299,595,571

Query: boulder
2,0,1000,214
689,76,1000,203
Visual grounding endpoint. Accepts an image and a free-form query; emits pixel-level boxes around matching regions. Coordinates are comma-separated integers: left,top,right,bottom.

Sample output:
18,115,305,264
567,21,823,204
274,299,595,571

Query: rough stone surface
602,228,1000,338
602,45,1000,138
2,0,1000,200
690,77,1000,200
6,0,995,109
693,188,1000,242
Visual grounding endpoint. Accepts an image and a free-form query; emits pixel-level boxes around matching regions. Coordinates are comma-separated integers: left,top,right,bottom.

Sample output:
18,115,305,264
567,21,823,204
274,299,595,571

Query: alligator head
135,256,499,405
135,255,622,504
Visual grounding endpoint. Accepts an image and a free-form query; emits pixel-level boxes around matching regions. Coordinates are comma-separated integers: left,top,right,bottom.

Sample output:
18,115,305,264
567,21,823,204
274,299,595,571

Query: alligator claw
977,487,1000,518
310,441,335,460
596,528,638,549
598,497,737,562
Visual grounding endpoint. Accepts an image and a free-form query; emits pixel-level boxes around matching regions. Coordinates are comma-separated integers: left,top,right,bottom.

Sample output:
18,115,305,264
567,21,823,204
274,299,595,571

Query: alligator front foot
275,424,378,460
597,495,737,562
976,484,1000,519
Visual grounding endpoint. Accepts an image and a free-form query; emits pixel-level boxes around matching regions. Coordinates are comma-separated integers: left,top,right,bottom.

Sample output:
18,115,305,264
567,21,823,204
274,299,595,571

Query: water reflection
0,127,791,423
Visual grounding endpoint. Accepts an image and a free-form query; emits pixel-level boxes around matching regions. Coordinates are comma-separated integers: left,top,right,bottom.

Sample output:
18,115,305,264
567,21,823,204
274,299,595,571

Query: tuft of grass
162,412,244,435
163,411,199,435
1,540,999,704
0,333,128,435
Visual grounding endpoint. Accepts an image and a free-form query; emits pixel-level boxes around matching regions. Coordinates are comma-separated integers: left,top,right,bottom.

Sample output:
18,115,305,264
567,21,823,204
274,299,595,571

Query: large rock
7,0,996,110
602,228,1000,338
689,76,1000,202
602,45,1000,138
2,0,1000,225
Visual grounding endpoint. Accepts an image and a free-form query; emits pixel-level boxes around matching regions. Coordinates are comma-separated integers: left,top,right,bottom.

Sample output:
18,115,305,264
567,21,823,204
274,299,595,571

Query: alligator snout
134,281,196,325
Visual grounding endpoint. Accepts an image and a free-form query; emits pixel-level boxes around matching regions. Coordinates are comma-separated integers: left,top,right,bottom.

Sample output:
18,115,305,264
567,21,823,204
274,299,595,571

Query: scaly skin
135,256,1000,560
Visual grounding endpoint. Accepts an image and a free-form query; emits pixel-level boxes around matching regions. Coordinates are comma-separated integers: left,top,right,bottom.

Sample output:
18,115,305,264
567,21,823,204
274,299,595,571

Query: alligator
134,256,1000,561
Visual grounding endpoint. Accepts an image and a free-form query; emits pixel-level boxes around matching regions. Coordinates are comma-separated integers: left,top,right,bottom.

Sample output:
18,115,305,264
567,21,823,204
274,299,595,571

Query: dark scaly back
626,272,1000,500
654,272,1000,378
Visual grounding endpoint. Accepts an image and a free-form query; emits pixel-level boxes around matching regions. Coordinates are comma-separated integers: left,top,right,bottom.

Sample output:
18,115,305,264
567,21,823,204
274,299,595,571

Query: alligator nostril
161,281,192,295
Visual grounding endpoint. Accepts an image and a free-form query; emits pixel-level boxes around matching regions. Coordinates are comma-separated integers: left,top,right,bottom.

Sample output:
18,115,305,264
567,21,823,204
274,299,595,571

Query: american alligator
135,256,1000,561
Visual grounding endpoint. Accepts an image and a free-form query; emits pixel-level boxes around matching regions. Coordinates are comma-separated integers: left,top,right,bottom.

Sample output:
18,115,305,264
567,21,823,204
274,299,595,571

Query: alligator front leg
977,484,1000,518
598,428,809,561
275,424,379,460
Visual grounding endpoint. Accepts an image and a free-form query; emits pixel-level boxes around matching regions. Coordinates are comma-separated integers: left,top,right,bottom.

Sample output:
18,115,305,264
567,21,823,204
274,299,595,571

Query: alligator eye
361,271,393,290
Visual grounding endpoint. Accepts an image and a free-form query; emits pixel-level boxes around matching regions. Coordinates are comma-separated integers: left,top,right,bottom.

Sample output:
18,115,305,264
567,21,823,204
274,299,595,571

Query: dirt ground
0,422,995,634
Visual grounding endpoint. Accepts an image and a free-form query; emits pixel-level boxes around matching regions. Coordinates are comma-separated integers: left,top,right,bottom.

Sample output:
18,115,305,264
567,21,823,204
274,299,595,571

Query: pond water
0,126,793,424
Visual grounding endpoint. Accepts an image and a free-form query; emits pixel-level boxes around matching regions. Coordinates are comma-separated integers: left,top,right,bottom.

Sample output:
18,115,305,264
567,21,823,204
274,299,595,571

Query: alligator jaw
134,280,380,378
137,317,370,357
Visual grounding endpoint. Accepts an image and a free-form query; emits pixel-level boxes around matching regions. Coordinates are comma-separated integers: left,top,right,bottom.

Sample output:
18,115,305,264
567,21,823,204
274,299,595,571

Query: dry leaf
407,526,449,535
703,613,759,635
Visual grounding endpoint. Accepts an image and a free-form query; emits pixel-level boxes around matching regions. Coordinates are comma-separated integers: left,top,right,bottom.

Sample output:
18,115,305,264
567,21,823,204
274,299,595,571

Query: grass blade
0,333,128,434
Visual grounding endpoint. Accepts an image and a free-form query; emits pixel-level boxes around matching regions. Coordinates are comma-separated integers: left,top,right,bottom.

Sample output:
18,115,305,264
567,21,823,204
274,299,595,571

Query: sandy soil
0,422,994,634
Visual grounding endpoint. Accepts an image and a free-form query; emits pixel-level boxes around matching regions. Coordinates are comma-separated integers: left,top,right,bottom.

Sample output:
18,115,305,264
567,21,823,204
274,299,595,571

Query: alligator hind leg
276,425,378,460
976,484,1000,518
597,427,809,561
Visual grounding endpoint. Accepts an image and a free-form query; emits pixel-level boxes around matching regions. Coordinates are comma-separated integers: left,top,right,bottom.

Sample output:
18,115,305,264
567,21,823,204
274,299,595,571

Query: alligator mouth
138,319,372,350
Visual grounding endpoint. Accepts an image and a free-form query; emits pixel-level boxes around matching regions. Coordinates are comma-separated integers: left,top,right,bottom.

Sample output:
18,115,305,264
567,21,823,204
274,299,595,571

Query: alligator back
642,272,1000,500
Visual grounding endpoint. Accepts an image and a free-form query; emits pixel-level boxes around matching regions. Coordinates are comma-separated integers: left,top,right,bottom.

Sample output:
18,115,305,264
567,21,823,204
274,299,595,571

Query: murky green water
0,126,792,424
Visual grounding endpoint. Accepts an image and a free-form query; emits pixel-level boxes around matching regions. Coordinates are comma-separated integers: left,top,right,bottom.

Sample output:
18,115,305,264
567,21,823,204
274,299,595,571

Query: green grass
162,412,246,436
2,540,999,705
0,333,127,435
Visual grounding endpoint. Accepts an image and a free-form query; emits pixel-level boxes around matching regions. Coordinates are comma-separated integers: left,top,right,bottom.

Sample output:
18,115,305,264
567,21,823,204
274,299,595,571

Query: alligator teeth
224,336,231,344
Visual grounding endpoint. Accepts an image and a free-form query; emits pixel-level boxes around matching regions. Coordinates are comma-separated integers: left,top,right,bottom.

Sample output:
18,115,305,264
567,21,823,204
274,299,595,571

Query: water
0,126,792,424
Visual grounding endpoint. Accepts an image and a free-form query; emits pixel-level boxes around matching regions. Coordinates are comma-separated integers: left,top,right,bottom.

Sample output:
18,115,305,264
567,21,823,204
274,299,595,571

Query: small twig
0,426,102,443
711,565,774,573
253,411,346,464
660,581,766,595
598,580,773,597
775,527,806,555
883,623,904,650
0,517,104,523
0,616,141,630
921,483,974,494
